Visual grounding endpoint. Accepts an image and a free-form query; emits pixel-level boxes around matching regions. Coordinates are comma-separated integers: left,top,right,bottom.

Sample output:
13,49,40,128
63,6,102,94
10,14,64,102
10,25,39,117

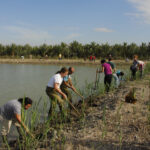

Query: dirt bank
0,58,132,66
58,76,150,150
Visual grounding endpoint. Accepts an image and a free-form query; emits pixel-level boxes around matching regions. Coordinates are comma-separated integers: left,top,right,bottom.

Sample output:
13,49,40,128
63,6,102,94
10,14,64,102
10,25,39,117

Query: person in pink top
101,59,112,92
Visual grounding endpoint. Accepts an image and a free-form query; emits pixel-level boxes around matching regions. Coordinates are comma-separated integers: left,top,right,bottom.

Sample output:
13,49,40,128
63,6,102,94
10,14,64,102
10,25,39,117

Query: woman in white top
46,67,68,118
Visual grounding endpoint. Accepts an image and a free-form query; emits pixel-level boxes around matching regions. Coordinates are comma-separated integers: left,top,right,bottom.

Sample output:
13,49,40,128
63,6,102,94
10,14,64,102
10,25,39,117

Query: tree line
0,41,150,59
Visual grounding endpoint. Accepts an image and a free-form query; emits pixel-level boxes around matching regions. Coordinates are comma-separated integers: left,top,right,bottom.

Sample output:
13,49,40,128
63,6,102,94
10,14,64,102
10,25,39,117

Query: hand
25,127,35,138
71,86,76,92
62,93,67,100
25,127,31,134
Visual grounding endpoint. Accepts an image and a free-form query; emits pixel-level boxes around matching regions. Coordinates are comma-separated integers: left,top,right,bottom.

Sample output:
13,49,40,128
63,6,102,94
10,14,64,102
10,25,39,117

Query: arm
113,63,116,73
63,78,76,92
102,66,105,73
113,66,116,73
110,66,113,72
96,67,103,73
68,78,77,92
15,114,34,138
63,81,72,88
54,83,67,100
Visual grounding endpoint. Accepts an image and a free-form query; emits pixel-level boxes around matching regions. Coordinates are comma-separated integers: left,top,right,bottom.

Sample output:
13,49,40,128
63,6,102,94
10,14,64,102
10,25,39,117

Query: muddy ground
55,75,150,150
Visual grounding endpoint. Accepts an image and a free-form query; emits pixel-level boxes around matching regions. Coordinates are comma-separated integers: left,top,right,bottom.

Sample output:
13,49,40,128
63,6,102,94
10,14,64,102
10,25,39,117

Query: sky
0,0,150,46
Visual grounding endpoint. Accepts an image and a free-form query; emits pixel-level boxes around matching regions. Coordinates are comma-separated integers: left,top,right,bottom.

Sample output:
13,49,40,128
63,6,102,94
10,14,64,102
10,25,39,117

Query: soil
55,75,150,150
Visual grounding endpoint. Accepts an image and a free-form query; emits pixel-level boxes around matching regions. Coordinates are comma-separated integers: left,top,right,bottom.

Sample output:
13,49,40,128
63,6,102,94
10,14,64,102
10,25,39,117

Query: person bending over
46,67,68,118
97,59,112,92
61,67,77,109
0,97,34,142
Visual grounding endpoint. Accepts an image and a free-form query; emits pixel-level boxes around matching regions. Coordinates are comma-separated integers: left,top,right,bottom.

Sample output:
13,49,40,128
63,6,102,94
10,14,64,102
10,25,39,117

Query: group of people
89,55,96,62
0,56,145,143
46,67,77,117
97,58,124,92
0,67,77,143
99,55,145,93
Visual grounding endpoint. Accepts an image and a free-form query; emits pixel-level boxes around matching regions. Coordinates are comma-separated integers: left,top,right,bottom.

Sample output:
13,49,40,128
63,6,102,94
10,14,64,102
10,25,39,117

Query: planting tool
93,68,100,90
74,90,84,100
66,98,81,116
29,132,35,139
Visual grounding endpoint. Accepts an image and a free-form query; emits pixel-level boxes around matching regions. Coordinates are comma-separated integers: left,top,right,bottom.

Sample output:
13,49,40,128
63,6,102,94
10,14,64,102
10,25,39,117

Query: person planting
60,67,77,109
60,67,76,100
97,59,112,92
113,70,124,88
0,97,34,143
46,67,68,118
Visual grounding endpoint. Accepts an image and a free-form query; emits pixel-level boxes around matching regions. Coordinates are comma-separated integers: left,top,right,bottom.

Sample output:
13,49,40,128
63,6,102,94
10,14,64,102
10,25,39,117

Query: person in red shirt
93,56,96,62
89,55,93,61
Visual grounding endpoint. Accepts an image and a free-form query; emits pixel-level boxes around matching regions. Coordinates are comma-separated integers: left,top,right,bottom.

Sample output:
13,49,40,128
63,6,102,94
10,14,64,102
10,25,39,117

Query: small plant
125,88,137,103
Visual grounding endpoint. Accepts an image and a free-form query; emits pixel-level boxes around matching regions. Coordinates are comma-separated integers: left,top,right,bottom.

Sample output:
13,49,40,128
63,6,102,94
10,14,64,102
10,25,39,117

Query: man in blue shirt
60,67,76,104
107,58,116,73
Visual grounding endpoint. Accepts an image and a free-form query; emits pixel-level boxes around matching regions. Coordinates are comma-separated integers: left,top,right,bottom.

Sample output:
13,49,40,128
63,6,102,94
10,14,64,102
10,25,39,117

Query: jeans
113,73,120,88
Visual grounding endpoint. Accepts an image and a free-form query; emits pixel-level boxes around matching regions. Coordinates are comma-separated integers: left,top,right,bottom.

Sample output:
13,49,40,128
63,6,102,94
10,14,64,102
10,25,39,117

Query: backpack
130,65,137,71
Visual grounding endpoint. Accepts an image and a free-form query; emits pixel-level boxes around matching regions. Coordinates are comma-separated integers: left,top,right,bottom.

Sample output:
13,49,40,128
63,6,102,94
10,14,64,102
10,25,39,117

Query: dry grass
58,76,150,150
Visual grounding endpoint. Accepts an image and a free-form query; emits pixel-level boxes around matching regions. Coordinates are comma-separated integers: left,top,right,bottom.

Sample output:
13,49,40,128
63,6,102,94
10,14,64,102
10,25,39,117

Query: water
0,63,99,106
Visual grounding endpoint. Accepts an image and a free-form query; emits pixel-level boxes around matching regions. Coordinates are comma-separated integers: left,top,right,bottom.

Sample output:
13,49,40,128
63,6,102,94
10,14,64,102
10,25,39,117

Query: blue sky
0,0,150,45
